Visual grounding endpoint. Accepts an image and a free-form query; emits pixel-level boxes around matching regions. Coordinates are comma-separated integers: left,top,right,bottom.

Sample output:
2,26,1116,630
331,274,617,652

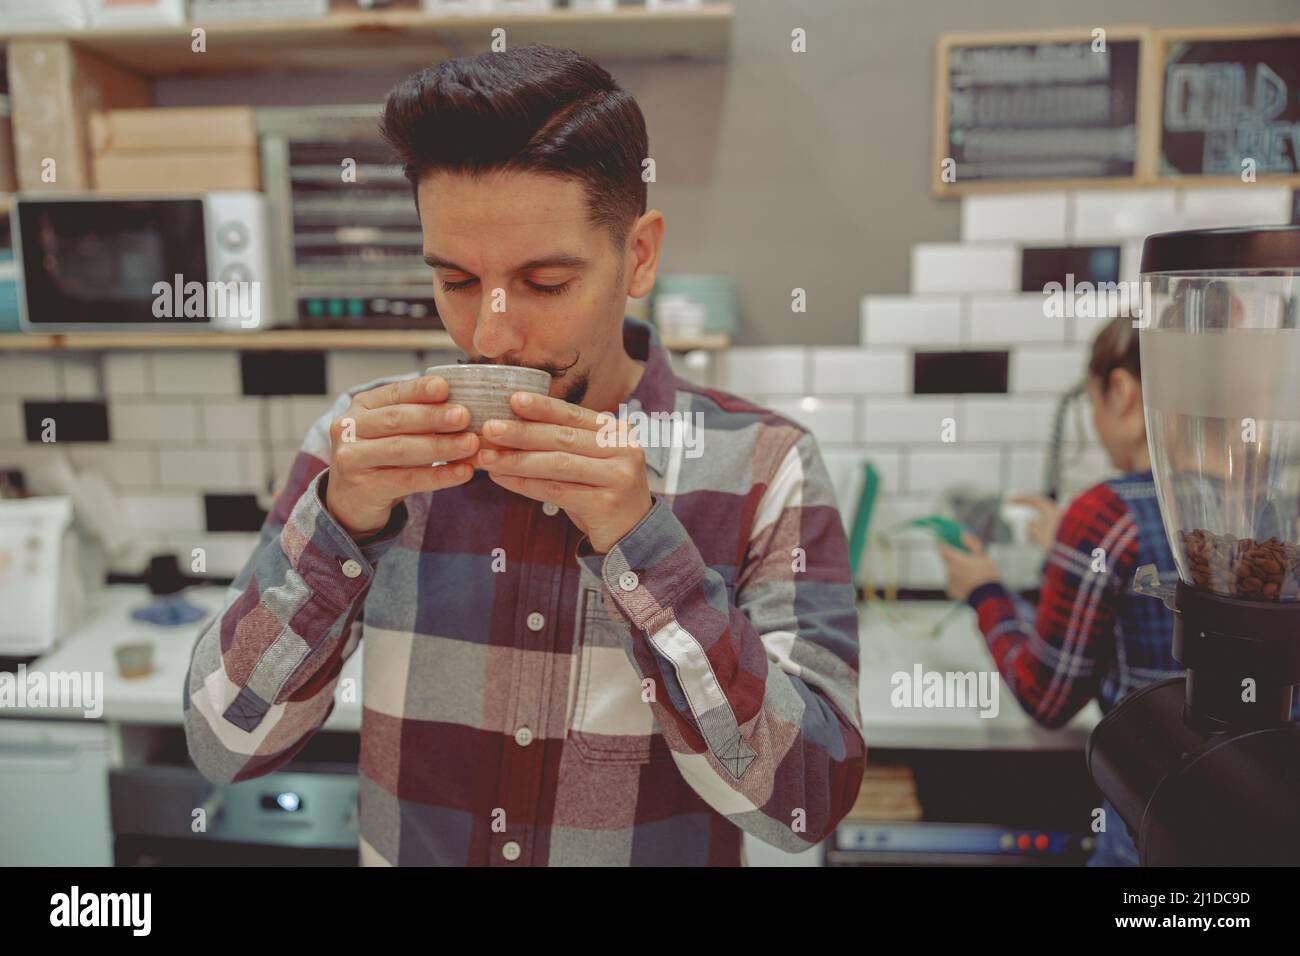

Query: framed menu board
1156,25,1300,184
932,27,1159,196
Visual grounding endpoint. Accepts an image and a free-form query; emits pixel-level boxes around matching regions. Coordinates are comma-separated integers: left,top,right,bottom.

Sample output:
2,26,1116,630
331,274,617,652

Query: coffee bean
1180,528,1300,602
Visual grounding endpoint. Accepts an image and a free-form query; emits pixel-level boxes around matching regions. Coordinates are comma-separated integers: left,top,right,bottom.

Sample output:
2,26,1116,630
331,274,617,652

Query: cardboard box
7,40,151,191
92,149,262,192
90,107,257,153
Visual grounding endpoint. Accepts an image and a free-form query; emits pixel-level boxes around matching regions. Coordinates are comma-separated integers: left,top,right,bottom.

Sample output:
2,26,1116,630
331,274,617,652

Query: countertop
4,585,1099,749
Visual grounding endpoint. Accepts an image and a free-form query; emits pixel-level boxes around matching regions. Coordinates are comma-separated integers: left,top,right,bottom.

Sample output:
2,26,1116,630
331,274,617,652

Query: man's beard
558,368,589,405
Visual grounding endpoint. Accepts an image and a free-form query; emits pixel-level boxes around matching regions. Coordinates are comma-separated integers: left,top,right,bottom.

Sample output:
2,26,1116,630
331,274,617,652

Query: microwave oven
12,192,271,332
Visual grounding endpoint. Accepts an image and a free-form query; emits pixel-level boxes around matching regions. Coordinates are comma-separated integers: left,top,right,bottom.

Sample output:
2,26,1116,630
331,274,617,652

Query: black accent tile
22,400,109,443
204,493,268,533
913,351,1009,395
240,351,327,396
1020,246,1121,292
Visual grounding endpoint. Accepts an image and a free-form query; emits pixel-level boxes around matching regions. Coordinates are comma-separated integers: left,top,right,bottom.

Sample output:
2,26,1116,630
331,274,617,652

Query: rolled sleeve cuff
279,468,409,610
967,580,1010,609
574,495,702,632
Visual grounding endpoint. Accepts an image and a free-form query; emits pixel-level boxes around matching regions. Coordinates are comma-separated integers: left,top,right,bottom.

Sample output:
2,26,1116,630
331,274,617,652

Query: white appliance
0,720,113,866
0,453,124,655
0,497,83,656
12,191,271,332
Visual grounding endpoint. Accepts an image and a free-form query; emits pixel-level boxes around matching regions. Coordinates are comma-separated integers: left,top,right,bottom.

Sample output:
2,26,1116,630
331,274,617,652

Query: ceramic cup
424,363,552,434
114,642,154,680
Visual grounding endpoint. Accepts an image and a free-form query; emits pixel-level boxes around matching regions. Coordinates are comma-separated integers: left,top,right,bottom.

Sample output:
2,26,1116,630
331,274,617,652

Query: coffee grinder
1087,225,1300,865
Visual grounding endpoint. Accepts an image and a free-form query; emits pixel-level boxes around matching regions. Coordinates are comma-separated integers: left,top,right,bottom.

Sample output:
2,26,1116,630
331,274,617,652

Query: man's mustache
459,353,580,378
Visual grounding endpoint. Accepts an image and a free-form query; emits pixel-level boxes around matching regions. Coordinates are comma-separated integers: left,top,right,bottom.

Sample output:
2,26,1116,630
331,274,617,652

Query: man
183,44,865,866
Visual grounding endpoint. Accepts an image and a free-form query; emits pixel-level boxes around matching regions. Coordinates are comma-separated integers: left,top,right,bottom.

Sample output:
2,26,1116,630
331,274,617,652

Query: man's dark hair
380,45,648,249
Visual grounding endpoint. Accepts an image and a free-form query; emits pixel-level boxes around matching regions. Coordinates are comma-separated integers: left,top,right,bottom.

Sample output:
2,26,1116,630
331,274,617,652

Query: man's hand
937,531,1002,602
325,374,479,539
477,392,652,554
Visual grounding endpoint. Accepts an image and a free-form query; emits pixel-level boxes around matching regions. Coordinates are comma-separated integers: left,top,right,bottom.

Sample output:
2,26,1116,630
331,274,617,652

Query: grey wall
158,0,1300,344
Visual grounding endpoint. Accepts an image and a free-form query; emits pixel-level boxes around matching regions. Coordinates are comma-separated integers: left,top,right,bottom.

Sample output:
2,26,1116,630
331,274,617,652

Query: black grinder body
1086,582,1300,865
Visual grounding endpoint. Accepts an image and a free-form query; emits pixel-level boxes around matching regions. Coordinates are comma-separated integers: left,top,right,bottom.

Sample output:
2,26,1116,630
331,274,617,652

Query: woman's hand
1012,494,1062,550
938,531,1001,602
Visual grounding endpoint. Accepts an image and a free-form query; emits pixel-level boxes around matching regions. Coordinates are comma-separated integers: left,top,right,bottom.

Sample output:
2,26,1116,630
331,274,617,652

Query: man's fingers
355,374,449,410
373,461,475,496
509,392,608,431
487,470,592,505
339,402,469,440
336,432,479,470
479,417,620,457
482,449,607,485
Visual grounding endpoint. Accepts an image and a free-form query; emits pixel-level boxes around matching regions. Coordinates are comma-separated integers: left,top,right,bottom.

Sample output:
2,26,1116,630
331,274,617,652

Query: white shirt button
526,611,545,632
541,501,559,516
502,840,521,861
618,571,640,592
514,727,534,747
340,559,363,579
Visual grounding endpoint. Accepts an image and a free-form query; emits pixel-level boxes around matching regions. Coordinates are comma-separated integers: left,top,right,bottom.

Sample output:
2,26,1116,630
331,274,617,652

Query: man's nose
472,291,525,359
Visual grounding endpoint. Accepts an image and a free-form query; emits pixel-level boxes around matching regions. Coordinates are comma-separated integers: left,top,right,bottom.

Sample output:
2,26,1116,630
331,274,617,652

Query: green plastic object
848,461,879,582
891,515,972,553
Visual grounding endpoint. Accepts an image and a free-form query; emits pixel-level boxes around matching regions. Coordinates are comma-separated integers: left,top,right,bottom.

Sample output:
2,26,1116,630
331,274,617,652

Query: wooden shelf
0,6,734,76
0,329,455,351
0,329,730,352
663,333,730,351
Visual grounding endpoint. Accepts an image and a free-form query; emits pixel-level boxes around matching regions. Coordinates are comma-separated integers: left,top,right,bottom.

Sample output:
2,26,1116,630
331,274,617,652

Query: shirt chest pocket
566,583,675,765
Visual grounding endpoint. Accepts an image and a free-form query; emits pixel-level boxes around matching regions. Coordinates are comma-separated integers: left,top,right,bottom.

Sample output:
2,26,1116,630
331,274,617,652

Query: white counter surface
5,585,362,730
4,586,1098,749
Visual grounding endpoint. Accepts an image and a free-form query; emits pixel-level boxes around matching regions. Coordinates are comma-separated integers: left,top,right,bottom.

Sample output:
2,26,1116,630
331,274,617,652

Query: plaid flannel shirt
967,470,1300,727
183,316,866,865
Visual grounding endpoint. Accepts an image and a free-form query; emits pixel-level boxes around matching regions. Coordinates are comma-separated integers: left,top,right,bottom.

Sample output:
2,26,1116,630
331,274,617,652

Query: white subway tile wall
326,351,426,397
905,448,1001,494
199,399,264,443
762,397,856,444
810,348,908,394
1009,348,1087,393
859,398,958,444
103,352,153,396
860,295,961,346
151,351,242,395
727,186,1265,586
713,347,807,395
0,348,436,577
0,401,21,442
60,352,102,398
961,193,1068,243
911,243,1019,294
0,353,60,396
1180,185,1291,230
108,398,201,442
967,294,1065,345
1069,188,1181,241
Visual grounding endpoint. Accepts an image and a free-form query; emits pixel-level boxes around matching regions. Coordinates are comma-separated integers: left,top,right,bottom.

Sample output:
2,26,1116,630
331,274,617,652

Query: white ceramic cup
424,363,552,434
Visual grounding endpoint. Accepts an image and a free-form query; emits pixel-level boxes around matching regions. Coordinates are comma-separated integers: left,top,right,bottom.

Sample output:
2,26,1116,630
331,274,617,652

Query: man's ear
626,210,665,299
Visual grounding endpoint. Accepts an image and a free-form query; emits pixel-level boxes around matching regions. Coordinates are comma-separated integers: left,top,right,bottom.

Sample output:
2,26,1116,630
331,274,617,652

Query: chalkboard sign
1158,27,1300,183
933,29,1156,195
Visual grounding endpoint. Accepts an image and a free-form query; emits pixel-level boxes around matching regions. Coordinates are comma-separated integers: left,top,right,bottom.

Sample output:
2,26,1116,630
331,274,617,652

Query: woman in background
937,315,1178,867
